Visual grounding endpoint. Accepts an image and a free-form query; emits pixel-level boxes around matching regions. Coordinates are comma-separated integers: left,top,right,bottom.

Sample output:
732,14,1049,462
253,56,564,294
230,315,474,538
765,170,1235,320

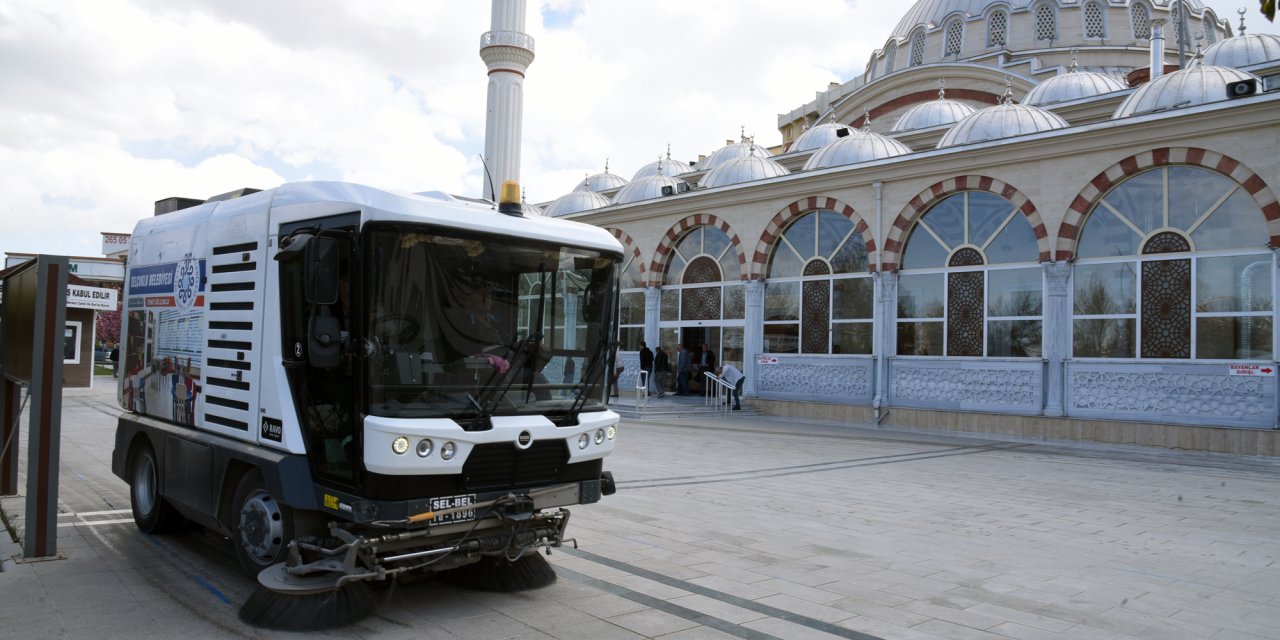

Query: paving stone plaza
1,378,1277,639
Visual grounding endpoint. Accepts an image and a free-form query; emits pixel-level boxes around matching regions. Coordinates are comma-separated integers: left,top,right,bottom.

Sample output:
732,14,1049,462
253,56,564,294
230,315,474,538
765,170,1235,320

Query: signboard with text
1228,364,1275,377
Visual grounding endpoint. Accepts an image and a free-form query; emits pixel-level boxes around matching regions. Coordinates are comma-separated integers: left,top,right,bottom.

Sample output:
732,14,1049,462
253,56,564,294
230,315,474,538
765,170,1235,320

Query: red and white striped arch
649,215,746,288
1056,147,1280,260
750,196,877,279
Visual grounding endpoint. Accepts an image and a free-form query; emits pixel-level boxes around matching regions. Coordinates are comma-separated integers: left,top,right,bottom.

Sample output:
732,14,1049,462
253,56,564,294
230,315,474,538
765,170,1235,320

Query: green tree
1265,0,1276,22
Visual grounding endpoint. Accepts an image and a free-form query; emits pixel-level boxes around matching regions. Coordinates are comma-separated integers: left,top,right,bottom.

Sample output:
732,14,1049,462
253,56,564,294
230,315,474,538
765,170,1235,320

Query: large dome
937,100,1068,148
699,139,773,172
544,189,612,217
1024,57,1127,107
698,155,790,189
891,92,977,133
803,130,912,170
614,174,682,205
1113,64,1261,119
789,121,851,153
889,0,1206,40
632,154,692,180
1200,33,1280,69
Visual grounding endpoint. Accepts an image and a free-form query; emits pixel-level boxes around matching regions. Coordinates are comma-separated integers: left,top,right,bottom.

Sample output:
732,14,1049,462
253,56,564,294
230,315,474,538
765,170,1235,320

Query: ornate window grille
1072,166,1273,360
988,10,1008,47
885,42,898,75
1131,2,1150,40
944,18,964,57
909,28,927,66
1203,12,1217,44
765,210,872,355
896,192,1043,358
1034,2,1058,41
1084,2,1106,38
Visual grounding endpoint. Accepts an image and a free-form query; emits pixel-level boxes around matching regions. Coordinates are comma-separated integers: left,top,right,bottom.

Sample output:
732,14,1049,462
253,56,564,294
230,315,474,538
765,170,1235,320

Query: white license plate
429,494,477,524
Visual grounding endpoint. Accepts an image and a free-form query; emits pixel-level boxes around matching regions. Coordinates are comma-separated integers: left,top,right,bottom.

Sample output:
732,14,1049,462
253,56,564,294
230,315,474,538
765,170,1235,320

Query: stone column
873,270,898,411
643,286,662,349
1042,261,1072,417
743,279,766,395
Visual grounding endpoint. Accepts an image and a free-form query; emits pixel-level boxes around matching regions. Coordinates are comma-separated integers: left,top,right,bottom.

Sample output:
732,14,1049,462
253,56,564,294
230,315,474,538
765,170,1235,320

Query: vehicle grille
461,440,568,492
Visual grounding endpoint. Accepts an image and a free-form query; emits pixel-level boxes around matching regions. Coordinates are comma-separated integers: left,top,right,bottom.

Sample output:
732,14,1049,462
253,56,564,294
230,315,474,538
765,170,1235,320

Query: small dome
614,174,682,205
699,140,773,172
789,121,851,153
803,129,912,170
1113,64,1261,119
543,190,612,217
1024,69,1127,107
519,202,545,217
937,100,1068,148
574,170,628,193
1201,33,1280,69
891,95,977,133
632,154,692,180
698,155,790,189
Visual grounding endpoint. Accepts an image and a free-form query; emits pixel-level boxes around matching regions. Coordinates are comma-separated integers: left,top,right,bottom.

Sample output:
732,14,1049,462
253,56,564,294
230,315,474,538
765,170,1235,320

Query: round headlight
606,425,617,440
416,438,433,458
578,433,590,450
391,436,410,455
440,441,457,461
594,429,605,445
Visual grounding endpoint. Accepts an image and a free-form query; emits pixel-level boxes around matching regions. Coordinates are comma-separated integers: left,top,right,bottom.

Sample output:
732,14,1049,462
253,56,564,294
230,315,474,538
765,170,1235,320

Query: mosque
520,1,1280,453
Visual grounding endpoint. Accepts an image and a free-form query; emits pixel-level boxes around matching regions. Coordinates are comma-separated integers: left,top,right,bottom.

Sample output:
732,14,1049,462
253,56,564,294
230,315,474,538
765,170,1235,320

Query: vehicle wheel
232,469,294,576
130,442,187,534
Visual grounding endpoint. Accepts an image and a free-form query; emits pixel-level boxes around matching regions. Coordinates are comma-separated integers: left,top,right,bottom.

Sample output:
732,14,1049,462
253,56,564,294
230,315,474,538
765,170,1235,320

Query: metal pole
1176,0,1187,69
24,255,67,559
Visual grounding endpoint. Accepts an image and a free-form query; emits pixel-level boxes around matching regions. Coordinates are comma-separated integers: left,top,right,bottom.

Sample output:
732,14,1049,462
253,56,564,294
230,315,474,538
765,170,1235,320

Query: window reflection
765,210,872,354
1074,166,1272,360
897,191,1043,357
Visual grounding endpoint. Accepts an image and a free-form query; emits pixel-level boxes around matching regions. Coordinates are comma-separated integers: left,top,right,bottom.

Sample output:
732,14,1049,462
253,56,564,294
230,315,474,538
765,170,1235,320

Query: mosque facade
540,0,1280,452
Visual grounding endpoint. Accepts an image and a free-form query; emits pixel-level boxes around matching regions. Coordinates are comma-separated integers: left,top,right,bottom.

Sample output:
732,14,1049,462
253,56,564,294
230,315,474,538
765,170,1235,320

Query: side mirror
306,236,340,305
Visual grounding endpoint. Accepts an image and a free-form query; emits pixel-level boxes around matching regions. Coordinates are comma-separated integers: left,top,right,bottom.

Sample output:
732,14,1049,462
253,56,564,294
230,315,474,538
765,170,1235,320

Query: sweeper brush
439,551,557,592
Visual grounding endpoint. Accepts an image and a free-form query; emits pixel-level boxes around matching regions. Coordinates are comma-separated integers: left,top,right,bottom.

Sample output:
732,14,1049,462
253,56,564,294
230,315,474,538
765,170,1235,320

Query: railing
480,30,536,52
703,372,733,416
634,369,649,418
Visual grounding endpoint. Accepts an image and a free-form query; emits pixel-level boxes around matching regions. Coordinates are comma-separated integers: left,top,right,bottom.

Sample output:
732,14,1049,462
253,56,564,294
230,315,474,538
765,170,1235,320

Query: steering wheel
370,313,421,344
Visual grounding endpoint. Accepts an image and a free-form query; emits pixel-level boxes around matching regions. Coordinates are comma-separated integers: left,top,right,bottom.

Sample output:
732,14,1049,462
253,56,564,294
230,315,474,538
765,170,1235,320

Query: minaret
479,0,535,201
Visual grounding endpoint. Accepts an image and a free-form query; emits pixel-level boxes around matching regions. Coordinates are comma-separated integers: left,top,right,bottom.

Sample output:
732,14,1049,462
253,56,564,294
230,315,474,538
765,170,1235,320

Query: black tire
129,442,187,534
231,469,294,577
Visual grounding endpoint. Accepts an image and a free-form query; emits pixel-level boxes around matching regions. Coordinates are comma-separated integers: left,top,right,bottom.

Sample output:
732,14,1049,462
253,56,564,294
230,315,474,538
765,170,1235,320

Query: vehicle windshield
364,224,618,421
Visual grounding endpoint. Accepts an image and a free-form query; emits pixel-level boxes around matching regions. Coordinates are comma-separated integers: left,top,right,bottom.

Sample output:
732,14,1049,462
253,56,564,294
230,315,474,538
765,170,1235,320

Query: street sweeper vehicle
111,180,621,628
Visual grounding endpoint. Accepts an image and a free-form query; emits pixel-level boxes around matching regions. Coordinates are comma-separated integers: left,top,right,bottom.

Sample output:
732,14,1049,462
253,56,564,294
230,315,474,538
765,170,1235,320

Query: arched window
1203,11,1218,44
884,41,898,75
1131,2,1151,40
1034,2,1058,41
988,10,1009,47
909,28,927,66
944,18,965,57
1083,1,1106,38
616,250,646,350
897,192,1043,357
663,225,741,313
765,210,872,354
1073,166,1273,360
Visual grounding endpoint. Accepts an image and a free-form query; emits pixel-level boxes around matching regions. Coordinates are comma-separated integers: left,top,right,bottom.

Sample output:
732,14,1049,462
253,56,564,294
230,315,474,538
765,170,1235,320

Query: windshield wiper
561,337,612,426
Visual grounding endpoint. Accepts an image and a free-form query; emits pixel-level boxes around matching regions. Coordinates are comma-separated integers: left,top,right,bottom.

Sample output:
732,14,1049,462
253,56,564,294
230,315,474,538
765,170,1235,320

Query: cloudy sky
1,0,1274,258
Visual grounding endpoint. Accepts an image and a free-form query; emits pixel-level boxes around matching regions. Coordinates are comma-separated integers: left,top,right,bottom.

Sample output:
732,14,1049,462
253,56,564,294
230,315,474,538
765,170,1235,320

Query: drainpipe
1150,19,1166,81
872,181,886,423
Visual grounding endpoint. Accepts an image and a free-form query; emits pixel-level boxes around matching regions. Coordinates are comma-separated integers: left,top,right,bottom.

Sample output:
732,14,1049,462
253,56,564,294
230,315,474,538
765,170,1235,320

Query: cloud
1,0,1272,256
